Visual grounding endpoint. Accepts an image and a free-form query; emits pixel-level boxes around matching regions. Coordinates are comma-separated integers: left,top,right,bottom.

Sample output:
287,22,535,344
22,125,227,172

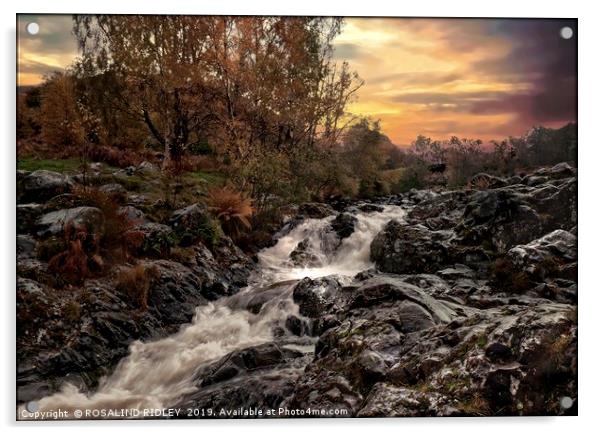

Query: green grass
17,157,120,176
183,170,224,186
17,158,82,173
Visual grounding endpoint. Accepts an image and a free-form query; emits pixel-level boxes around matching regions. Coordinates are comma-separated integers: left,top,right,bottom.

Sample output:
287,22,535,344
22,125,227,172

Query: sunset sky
17,15,577,145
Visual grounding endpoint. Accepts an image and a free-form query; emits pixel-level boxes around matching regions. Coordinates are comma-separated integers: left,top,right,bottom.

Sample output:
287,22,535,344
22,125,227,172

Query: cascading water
20,205,406,418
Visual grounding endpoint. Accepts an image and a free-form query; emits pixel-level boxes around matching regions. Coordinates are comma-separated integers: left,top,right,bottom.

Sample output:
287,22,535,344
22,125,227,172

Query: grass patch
17,157,82,173
182,170,224,186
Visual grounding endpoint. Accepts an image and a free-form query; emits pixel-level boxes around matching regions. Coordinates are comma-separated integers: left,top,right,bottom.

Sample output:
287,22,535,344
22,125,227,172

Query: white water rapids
20,205,406,418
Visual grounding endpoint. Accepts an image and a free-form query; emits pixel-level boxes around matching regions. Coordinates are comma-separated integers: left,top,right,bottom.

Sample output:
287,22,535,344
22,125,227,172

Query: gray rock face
136,161,159,172
370,221,452,274
35,207,105,239
18,170,74,202
508,230,577,279
117,205,146,224
176,343,312,416
98,183,128,201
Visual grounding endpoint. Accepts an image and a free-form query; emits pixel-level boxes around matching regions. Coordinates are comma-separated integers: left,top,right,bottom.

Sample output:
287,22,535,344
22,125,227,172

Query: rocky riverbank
17,165,256,403
175,162,577,417
17,162,577,417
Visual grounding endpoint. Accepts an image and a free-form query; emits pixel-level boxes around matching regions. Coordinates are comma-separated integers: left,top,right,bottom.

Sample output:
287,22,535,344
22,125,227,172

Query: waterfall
19,205,406,418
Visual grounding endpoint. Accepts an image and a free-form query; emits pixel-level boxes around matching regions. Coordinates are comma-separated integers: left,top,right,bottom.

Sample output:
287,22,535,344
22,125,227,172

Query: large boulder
292,276,345,318
533,162,576,180
526,177,576,232
175,343,310,416
98,183,128,203
18,170,74,203
297,202,335,219
457,189,544,253
370,221,452,274
507,230,577,281
168,203,214,246
330,213,358,240
35,207,105,239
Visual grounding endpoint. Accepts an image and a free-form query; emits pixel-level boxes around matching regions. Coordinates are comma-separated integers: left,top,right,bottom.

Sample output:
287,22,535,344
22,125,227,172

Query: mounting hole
560,26,573,40
26,401,39,413
26,22,40,35
559,396,574,409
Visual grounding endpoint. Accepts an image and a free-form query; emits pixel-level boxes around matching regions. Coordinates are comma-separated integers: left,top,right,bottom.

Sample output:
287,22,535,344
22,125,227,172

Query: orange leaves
206,186,253,238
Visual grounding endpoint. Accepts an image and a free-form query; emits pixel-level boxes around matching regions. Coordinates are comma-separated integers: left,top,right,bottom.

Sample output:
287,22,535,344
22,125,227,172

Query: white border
2,1,600,434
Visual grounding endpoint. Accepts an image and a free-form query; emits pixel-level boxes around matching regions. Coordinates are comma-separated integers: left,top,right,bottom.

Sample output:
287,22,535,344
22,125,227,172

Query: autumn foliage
206,186,253,238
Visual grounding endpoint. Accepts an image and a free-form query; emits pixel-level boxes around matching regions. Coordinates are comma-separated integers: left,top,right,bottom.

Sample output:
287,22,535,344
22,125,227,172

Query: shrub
206,186,253,238
169,246,197,265
48,224,98,285
72,185,144,260
36,236,68,261
489,258,532,293
63,301,82,322
115,264,160,310
468,174,491,190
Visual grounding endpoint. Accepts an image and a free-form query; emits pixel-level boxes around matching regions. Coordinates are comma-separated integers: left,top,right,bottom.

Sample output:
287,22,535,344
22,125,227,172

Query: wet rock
35,206,105,239
348,276,460,324
17,235,36,259
370,221,452,274
285,368,363,416
292,276,345,318
357,203,385,213
485,342,514,363
117,205,146,224
534,162,576,180
285,315,311,336
457,190,544,253
136,161,159,172
527,178,576,231
407,189,439,204
507,230,576,280
140,260,206,325
297,202,335,219
18,170,74,203
407,190,469,230
289,238,320,267
98,183,128,202
173,343,310,416
17,203,44,234
330,213,358,240
358,383,456,417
